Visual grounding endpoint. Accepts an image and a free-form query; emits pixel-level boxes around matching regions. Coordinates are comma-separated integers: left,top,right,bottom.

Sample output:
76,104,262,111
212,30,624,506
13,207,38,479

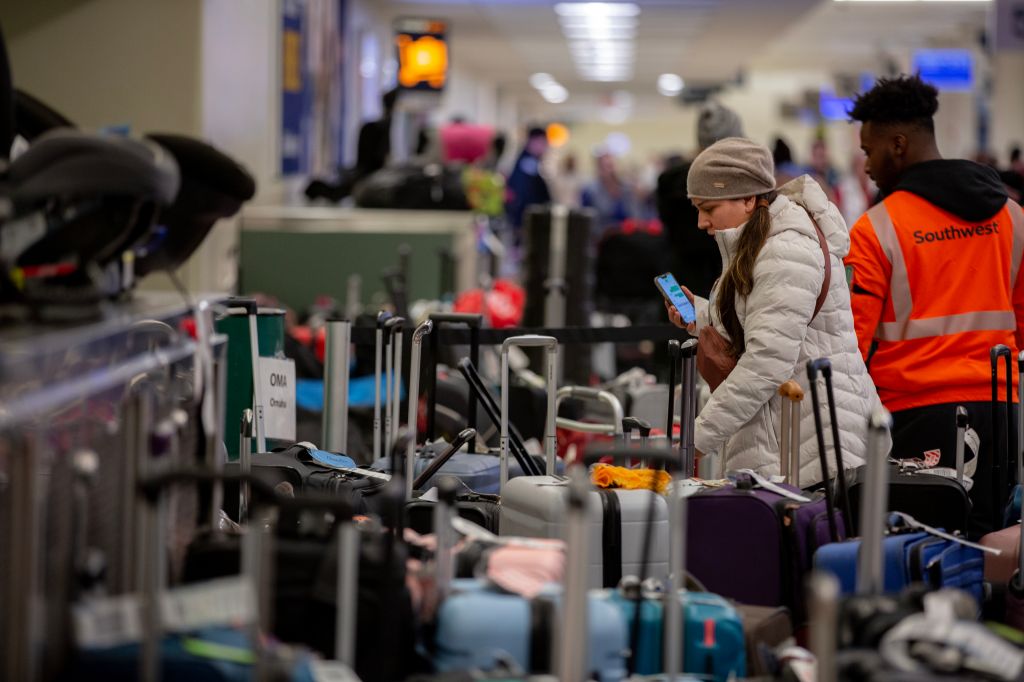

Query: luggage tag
72,593,144,649
889,512,1001,555
735,468,811,503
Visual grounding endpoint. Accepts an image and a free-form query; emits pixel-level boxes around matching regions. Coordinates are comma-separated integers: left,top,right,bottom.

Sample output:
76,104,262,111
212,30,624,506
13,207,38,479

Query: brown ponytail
716,191,777,357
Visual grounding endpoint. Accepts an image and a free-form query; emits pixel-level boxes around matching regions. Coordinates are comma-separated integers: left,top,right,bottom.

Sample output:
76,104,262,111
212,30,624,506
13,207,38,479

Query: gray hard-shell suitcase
496,335,670,589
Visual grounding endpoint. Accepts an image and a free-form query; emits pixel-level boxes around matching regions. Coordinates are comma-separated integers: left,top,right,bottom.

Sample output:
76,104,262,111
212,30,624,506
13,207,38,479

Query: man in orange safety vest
845,75,1024,537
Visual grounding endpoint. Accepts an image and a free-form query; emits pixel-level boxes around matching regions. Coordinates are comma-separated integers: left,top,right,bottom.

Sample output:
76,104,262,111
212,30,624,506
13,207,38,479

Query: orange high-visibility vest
845,192,1024,413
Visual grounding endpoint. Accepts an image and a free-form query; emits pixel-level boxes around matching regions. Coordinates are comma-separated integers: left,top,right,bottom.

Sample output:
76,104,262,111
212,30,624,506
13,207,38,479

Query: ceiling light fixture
657,73,685,96
834,0,989,3
541,83,570,104
556,2,639,82
529,72,555,89
554,2,640,17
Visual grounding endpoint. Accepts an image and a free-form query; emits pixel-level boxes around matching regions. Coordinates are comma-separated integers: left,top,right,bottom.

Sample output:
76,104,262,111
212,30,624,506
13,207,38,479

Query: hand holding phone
655,272,696,326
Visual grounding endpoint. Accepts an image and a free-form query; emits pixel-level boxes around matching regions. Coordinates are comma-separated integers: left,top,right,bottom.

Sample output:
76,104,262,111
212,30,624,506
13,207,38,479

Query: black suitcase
222,443,387,520
406,491,501,535
843,352,982,536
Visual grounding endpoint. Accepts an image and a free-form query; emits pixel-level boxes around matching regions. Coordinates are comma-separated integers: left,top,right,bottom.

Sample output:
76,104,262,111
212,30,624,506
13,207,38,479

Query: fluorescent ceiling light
529,72,555,89
541,83,570,104
555,2,640,17
561,26,636,40
557,2,639,82
657,73,685,96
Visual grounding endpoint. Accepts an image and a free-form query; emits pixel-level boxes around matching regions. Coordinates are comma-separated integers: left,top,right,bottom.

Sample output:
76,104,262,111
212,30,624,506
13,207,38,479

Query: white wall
6,0,203,135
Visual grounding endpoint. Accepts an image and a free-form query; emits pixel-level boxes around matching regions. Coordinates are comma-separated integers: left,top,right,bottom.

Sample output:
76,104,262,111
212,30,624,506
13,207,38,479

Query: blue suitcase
814,528,984,604
431,579,628,681
374,447,527,494
814,530,929,595
608,588,746,680
908,536,985,603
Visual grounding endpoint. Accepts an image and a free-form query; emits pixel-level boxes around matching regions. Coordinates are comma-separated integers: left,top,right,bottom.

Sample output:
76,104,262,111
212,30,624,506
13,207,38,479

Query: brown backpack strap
807,209,831,320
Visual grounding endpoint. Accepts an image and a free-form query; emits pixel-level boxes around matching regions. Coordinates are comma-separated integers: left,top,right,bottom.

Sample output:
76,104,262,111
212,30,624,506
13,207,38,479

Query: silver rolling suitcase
496,335,670,589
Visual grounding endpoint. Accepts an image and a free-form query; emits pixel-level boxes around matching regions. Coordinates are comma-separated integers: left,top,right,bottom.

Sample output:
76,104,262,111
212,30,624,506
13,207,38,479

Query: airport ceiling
381,0,990,106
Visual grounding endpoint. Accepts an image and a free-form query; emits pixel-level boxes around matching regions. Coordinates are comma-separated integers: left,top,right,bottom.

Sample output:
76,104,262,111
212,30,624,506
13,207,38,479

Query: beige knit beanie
687,137,775,200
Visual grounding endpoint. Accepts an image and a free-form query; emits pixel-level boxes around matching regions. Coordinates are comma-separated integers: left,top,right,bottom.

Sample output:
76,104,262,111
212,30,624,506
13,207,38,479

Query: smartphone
655,272,696,325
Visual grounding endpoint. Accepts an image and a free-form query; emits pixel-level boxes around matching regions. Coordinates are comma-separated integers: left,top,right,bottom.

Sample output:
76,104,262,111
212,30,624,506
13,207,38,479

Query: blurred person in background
772,137,802,186
306,88,399,202
582,148,644,235
806,137,841,209
505,126,551,244
656,102,744,299
549,153,582,208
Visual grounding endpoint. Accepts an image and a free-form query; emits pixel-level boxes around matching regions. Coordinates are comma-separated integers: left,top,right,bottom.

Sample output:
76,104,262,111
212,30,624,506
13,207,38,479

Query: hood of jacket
891,159,1008,222
714,174,851,266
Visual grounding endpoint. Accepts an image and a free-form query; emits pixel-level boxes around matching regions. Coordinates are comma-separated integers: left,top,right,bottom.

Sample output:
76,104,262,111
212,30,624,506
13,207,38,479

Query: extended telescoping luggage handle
992,344,1015,530
383,316,406,459
779,380,804,487
580,446,683,470
412,428,478,491
857,407,894,596
373,311,393,460
555,386,625,436
426,312,483,442
455,357,544,477
955,406,969,487
403,319,434,496
322,318,352,454
239,408,254,523
806,358,851,542
433,477,460,601
558,465,590,682
501,335,558,489
232,298,268,454
1008,349,1024,596
622,416,652,446
675,339,699,476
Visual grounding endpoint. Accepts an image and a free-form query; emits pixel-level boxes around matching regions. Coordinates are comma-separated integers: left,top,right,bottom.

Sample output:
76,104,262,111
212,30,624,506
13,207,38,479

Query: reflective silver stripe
1011,200,1024,286
877,310,1017,342
868,202,913,340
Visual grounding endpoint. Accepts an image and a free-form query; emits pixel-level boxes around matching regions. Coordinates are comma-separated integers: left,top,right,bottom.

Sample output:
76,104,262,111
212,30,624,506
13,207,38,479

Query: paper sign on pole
256,357,296,441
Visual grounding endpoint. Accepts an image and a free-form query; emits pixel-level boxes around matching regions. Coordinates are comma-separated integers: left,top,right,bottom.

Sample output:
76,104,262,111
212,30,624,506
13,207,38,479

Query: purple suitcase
683,356,846,621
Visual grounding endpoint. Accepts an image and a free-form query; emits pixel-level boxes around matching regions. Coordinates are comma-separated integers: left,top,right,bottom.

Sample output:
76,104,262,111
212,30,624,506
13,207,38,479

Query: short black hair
849,75,938,133
527,126,547,139
1012,146,1021,163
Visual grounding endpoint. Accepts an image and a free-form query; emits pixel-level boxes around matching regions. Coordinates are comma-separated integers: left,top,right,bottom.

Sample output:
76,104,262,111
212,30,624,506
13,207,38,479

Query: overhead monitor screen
913,49,973,92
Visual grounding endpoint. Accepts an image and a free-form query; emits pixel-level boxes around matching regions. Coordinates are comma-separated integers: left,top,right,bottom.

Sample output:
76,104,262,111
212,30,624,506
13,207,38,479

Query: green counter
238,206,477,314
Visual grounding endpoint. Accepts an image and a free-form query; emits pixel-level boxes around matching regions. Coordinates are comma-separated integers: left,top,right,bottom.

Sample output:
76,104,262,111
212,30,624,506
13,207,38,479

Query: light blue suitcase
432,579,628,681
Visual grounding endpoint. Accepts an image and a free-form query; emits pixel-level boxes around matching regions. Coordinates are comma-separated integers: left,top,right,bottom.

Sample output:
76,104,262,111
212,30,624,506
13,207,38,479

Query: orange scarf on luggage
590,464,671,495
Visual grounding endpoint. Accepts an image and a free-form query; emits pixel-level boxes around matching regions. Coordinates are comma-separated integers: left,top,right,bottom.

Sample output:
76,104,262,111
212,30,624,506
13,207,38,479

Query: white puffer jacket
693,175,890,484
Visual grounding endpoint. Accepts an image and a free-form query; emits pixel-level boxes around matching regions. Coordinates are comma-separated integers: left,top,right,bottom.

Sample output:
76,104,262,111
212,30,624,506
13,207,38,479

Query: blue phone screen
657,273,696,324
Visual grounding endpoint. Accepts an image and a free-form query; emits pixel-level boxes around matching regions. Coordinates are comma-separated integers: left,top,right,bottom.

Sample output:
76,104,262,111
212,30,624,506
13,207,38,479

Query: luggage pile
51,287,1024,682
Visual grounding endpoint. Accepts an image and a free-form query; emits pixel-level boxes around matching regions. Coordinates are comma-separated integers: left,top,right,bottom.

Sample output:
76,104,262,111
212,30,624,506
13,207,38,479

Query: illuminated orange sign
394,18,449,92
397,34,448,89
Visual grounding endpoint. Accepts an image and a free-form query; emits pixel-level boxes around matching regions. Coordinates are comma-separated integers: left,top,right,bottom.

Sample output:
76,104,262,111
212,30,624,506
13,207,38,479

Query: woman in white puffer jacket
666,137,889,484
